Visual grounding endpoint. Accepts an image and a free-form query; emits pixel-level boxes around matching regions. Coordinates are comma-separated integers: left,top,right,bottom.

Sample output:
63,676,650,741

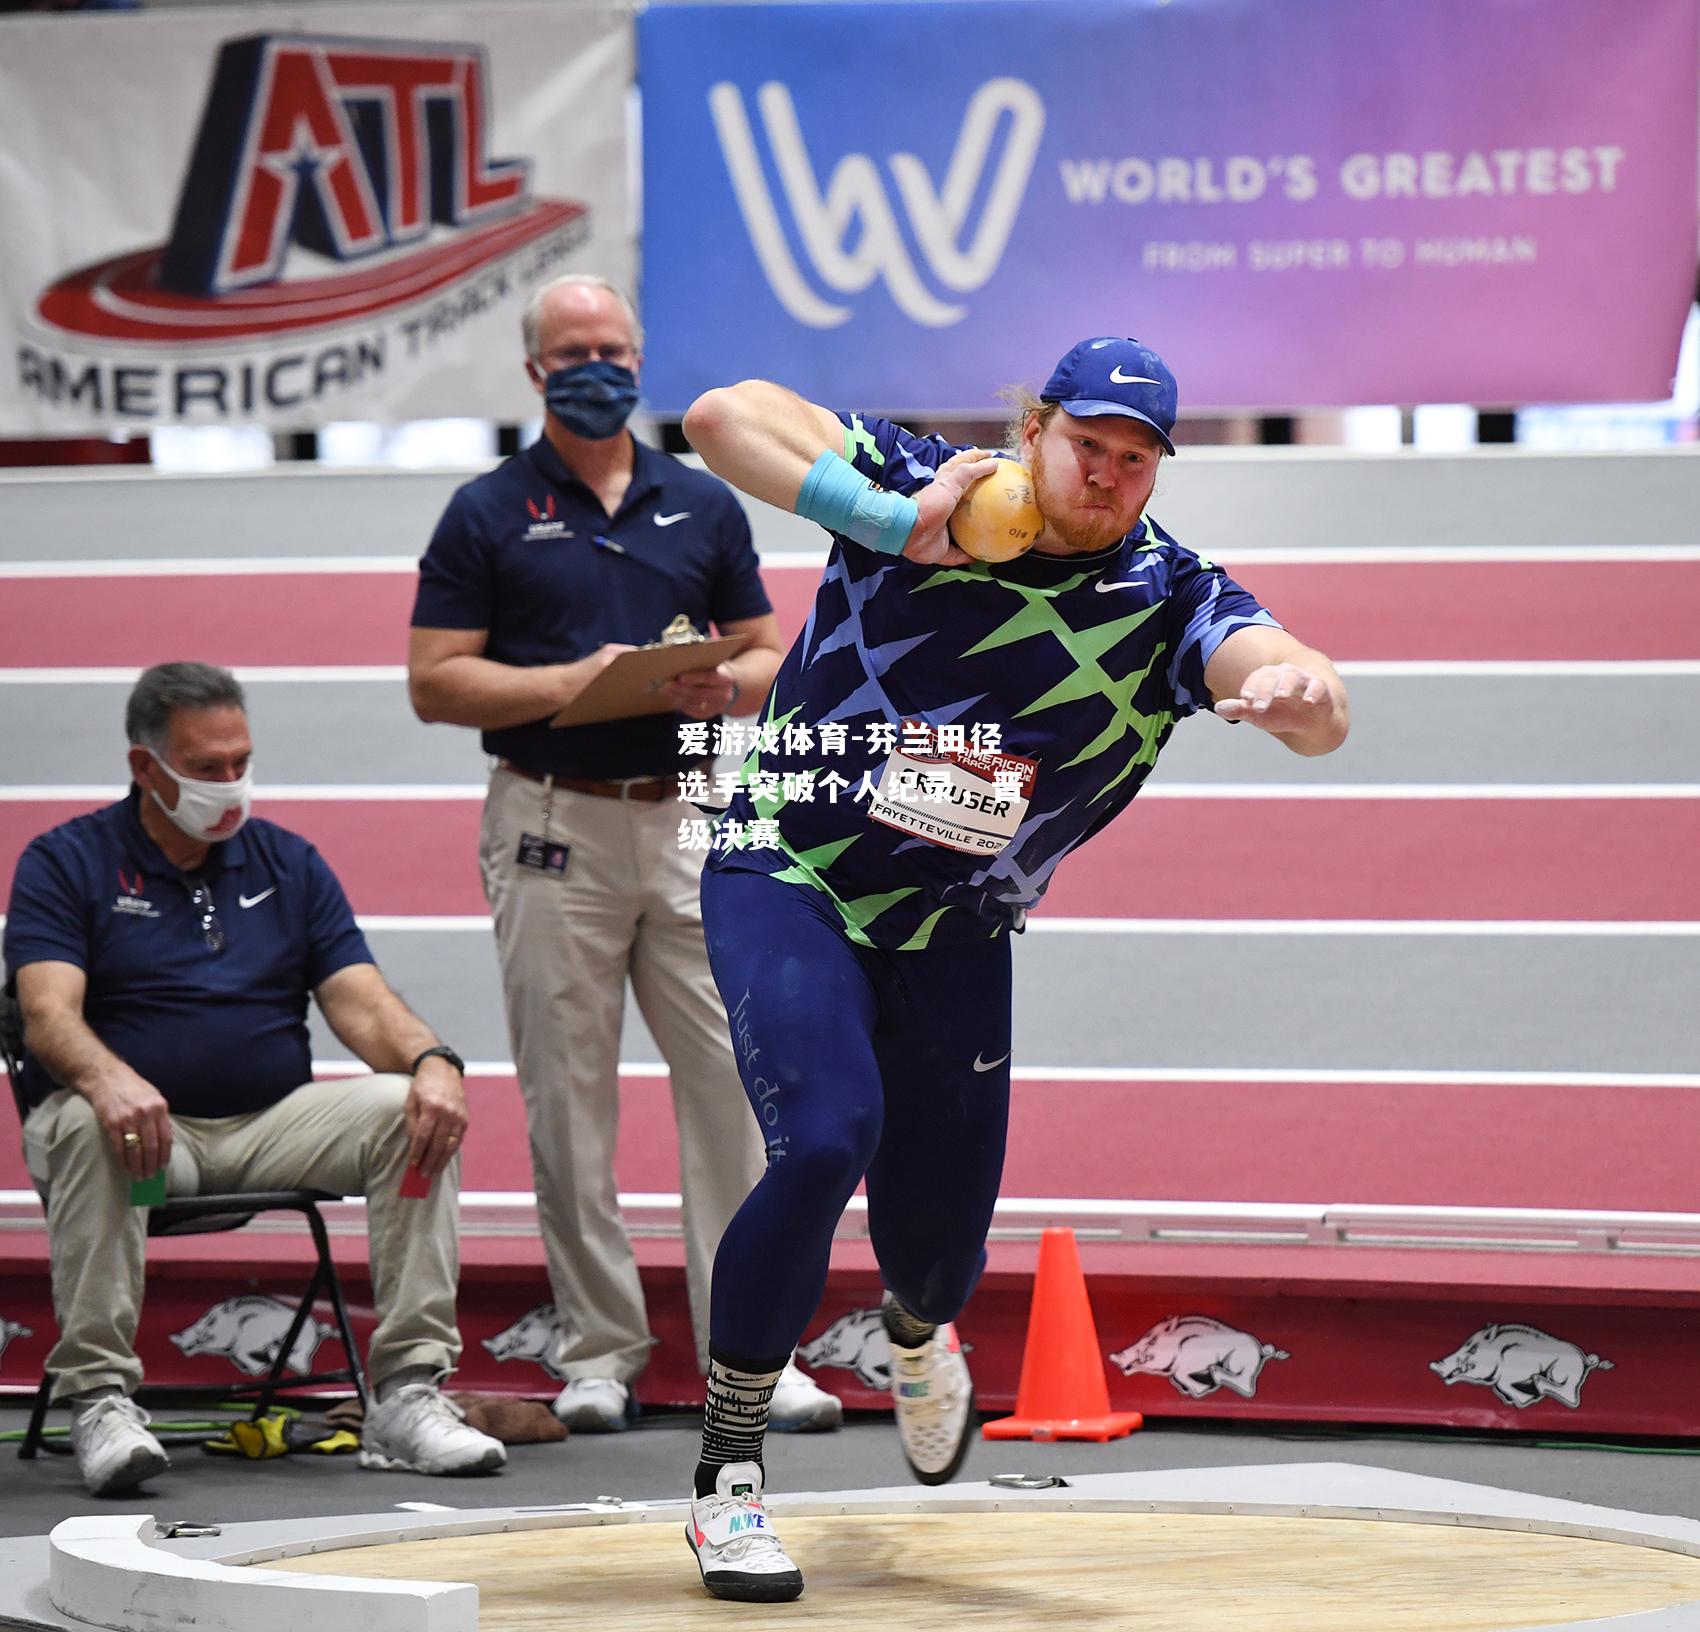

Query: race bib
867,738,1037,856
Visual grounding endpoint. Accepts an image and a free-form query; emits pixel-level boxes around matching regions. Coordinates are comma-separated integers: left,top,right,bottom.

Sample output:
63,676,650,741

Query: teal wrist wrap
795,451,917,556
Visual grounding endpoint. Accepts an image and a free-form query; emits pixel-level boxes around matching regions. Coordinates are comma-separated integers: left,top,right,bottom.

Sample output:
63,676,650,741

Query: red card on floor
399,1163,431,1198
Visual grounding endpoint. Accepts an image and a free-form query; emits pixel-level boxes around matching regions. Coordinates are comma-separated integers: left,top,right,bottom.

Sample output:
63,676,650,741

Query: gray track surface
334,928,1700,1077
7,445,1700,558
7,675,1697,789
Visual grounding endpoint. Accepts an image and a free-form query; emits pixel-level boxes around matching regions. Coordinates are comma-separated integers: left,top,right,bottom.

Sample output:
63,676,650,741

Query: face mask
540,359,640,439
147,750,252,844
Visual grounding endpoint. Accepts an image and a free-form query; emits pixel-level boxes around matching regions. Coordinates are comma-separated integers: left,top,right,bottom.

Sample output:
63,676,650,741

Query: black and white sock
883,1296,937,1352
696,1347,785,1498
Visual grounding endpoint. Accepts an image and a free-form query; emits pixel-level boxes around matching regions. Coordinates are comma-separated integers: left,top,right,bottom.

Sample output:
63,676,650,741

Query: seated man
3,661,505,1496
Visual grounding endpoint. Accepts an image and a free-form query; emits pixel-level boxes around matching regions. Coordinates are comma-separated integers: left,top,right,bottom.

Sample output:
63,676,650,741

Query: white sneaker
70,1394,169,1497
686,1460,802,1602
358,1384,506,1476
891,1321,974,1485
770,1358,843,1433
551,1376,633,1432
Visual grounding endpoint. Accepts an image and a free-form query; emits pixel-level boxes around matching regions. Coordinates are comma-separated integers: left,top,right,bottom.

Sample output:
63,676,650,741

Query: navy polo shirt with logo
412,434,772,780
3,789,373,1119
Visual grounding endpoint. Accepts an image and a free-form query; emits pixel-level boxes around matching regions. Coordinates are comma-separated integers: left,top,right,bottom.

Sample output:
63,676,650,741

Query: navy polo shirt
3,789,373,1119
412,434,772,780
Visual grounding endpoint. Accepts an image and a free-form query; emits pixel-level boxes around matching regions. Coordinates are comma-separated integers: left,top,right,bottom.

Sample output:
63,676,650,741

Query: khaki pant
479,766,763,1383
23,1073,461,1402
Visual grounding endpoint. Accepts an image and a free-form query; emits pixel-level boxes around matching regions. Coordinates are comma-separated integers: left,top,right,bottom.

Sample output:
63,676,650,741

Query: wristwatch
410,1044,466,1076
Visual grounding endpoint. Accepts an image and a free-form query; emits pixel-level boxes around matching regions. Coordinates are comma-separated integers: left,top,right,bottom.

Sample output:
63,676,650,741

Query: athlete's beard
1029,438,1135,555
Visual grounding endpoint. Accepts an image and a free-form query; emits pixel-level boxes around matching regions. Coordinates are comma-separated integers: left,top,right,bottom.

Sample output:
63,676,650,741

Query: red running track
3,797,1693,921
2,1074,1694,1215
7,558,1700,666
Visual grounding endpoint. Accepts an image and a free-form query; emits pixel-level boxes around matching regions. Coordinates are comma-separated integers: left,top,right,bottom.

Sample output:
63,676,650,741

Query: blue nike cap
1041,336,1178,454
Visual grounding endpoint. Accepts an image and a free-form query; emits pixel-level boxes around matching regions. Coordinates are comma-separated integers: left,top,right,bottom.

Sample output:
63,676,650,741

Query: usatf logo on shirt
525,495,571,540
111,866,160,919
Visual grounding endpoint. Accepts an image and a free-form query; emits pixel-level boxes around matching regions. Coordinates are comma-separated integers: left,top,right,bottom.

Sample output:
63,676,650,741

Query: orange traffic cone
982,1226,1143,1442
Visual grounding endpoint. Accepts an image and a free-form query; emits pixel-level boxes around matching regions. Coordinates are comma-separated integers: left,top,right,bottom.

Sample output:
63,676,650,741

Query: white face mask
147,749,252,844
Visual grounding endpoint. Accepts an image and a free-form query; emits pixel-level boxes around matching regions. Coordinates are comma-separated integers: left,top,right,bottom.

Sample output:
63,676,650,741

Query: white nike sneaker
686,1461,803,1602
891,1321,975,1485
70,1393,170,1497
550,1376,633,1432
769,1358,843,1433
358,1384,506,1475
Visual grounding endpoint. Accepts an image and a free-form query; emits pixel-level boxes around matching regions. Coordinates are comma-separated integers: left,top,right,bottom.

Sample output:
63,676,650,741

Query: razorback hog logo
800,1308,892,1389
1430,1323,1613,1410
482,1303,569,1380
38,33,585,343
1111,1315,1290,1400
170,1295,334,1377
0,1316,34,1365
798,1307,973,1389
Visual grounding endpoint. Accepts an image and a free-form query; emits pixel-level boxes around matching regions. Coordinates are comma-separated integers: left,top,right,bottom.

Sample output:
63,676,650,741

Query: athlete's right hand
904,448,1002,567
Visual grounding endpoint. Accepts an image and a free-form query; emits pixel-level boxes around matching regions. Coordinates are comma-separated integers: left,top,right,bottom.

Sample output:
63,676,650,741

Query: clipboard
549,633,752,728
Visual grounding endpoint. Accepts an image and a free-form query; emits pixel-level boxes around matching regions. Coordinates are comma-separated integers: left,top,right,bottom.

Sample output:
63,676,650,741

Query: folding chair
1,972,368,1457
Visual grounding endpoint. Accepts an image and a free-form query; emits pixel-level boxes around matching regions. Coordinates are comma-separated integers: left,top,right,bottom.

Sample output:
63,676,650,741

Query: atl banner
0,6,631,433
639,0,1700,415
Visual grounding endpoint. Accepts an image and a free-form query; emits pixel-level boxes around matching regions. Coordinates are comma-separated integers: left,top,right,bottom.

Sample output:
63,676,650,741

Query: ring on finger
122,1131,141,1147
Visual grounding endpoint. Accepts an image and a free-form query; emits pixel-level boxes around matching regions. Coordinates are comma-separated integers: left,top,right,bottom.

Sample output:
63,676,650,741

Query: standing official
407,275,839,1431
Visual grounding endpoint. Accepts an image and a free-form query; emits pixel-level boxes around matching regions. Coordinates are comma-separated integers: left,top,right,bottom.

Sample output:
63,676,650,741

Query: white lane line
6,782,1693,799
309,1059,1700,1090
5,543,1700,575
0,557,422,577
4,660,1696,683
339,914,1700,937
763,545,1700,568
1023,918,1700,937
0,666,408,683
1339,660,1700,677
4,783,1697,802
1142,783,1700,799
11,910,1692,938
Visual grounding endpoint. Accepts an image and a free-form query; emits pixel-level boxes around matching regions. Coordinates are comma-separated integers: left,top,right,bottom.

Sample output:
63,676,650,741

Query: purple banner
641,0,1699,414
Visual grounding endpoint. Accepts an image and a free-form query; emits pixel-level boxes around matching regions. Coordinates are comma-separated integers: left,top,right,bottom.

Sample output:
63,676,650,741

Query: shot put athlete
675,336,1351,1602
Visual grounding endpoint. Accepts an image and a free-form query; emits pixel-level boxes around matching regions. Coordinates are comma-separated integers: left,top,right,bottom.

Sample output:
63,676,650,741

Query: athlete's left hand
1213,663,1338,735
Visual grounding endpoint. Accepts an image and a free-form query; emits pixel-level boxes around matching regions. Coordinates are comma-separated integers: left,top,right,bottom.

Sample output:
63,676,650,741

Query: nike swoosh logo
654,511,692,527
972,1052,1010,1073
1096,578,1147,592
1109,367,1161,385
238,888,275,909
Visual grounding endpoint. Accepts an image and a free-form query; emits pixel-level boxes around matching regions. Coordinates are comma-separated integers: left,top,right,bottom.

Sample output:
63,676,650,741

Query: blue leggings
700,866,1012,1366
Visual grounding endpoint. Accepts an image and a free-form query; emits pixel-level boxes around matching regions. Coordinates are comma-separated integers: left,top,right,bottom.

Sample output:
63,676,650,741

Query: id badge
866,741,1037,856
516,832,570,876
